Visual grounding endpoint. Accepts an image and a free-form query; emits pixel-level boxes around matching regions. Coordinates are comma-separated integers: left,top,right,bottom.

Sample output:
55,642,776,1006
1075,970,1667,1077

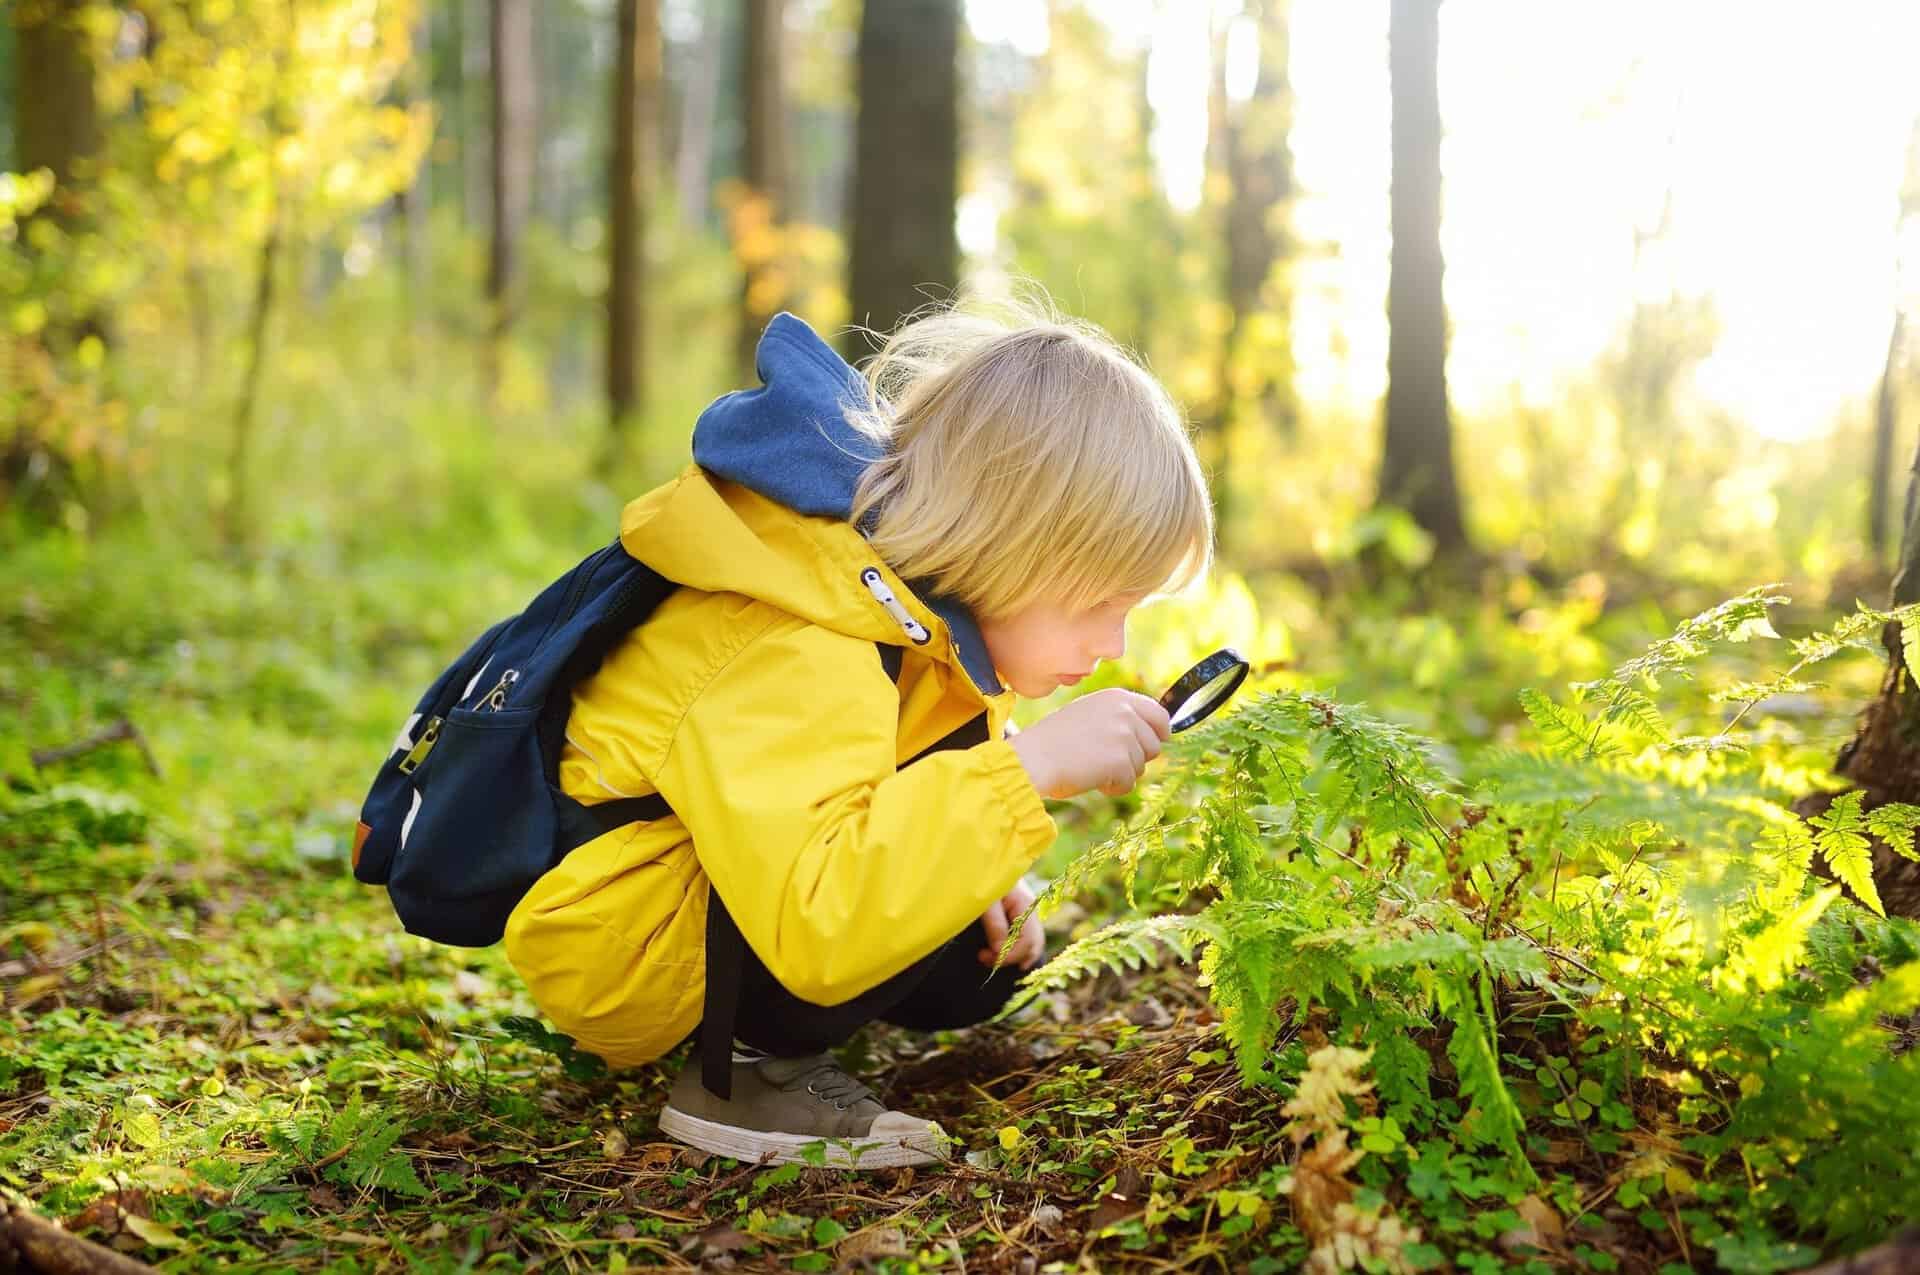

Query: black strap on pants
702,890,748,1098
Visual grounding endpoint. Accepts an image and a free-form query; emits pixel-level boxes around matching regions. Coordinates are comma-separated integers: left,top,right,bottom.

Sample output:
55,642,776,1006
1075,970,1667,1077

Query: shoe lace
790,1057,874,1111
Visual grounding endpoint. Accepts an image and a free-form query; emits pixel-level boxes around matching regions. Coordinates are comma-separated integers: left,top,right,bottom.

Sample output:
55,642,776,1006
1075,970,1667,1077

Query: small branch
0,1194,162,1275
29,719,161,778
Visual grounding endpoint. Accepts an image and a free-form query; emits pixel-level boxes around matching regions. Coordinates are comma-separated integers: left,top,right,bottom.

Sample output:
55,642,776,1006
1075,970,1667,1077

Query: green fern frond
1440,972,1530,1173
1599,686,1673,746
1577,586,1788,697
996,912,1211,1020
1866,802,1920,863
1809,791,1886,916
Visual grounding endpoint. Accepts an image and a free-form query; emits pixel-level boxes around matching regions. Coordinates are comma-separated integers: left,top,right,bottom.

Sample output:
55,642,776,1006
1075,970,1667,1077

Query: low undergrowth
5,534,1919,1271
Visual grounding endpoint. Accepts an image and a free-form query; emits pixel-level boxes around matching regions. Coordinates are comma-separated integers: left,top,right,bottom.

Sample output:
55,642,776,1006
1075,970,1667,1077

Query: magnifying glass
1157,647,1252,733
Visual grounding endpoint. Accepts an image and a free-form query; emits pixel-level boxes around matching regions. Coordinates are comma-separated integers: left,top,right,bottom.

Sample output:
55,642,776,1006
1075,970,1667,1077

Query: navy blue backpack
350,539,678,947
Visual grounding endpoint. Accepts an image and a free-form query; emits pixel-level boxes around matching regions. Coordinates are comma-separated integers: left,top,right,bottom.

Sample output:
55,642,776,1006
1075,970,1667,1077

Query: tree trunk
736,0,788,375
1869,312,1904,563
400,5,434,378
1807,427,1920,917
1378,0,1468,554
607,0,660,431
847,0,960,361
14,0,99,219
13,0,107,349
674,4,725,227
485,0,535,409
1210,2,1297,549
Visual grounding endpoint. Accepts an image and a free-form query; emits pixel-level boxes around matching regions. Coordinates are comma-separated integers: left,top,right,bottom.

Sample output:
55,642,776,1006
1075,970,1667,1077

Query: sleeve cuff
979,739,1057,854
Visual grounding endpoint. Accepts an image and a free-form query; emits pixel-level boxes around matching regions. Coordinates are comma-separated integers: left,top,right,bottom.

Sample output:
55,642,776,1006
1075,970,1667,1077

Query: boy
504,300,1213,1167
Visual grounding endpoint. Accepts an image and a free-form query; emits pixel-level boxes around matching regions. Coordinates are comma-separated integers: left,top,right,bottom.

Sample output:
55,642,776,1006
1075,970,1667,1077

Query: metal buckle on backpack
397,716,442,774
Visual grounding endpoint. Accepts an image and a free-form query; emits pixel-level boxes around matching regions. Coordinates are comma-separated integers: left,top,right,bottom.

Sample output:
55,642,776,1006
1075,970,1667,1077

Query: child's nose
1091,620,1127,662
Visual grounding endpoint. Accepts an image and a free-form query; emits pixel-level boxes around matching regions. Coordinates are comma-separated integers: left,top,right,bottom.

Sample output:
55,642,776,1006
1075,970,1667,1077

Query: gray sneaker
658,1052,946,1169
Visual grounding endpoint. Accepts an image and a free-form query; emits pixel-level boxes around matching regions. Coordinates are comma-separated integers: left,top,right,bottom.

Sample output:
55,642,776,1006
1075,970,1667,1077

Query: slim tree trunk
401,5,434,378
486,0,535,409
737,0,788,374
674,4,724,227
607,0,660,430
225,5,294,551
1378,0,1467,554
14,0,107,348
848,0,959,361
1209,3,1297,550
1870,312,1904,563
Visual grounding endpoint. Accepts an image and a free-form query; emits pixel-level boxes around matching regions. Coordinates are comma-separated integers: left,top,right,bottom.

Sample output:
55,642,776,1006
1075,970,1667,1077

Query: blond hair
844,294,1213,620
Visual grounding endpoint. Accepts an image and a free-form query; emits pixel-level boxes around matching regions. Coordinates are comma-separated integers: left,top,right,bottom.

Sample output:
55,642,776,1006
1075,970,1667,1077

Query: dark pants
724,918,1026,1058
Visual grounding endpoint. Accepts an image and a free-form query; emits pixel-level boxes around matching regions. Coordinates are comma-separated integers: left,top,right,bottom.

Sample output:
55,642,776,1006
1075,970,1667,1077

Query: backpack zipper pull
397,716,442,774
479,668,520,711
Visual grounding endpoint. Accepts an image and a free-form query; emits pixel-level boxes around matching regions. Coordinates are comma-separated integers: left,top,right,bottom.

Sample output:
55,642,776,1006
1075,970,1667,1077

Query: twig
29,719,161,778
0,1193,161,1275
686,1150,776,1209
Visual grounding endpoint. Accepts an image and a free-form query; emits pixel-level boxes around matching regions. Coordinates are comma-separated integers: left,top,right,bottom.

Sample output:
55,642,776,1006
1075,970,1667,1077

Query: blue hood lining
690,313,1003,696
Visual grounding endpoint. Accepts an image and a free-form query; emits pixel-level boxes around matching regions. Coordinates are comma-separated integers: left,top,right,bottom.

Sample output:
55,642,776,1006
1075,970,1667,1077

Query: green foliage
1031,586,1920,1254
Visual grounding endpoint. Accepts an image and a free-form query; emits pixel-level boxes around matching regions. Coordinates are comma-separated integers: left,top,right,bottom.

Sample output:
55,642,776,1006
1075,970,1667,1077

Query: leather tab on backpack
351,820,373,870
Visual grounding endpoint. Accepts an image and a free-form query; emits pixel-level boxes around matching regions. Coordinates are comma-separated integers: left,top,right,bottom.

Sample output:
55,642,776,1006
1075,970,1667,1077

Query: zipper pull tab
861,568,931,644
397,716,442,774
479,668,520,711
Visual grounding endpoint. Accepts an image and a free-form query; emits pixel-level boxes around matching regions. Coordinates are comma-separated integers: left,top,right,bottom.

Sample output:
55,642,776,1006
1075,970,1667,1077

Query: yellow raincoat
502,316,1057,1066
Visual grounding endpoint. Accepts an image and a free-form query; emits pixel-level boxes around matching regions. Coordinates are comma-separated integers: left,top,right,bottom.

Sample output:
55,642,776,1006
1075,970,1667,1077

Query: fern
996,912,1211,1019
1808,791,1885,916
1866,802,1920,863
1518,688,1609,759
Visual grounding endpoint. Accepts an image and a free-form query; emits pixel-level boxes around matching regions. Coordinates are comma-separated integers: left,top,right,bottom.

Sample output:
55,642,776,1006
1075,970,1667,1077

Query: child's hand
1008,688,1172,798
979,880,1044,970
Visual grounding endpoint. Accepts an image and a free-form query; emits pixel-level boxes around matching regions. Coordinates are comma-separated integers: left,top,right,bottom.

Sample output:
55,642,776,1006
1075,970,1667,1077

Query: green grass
3,490,1913,1272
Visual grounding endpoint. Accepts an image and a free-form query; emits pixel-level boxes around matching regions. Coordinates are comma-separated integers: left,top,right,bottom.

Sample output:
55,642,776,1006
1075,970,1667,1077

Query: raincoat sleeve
654,615,1056,1005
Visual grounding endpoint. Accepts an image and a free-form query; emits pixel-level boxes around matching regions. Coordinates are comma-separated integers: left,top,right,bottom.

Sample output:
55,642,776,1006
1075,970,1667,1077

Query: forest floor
3,531,1914,1273
1,816,1706,1274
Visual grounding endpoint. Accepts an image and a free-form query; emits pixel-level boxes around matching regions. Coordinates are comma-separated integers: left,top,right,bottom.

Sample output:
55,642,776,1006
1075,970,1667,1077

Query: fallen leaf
837,1225,909,1266
1028,1203,1066,1236
1500,1193,1564,1254
682,1222,752,1258
122,1214,187,1249
601,1127,630,1159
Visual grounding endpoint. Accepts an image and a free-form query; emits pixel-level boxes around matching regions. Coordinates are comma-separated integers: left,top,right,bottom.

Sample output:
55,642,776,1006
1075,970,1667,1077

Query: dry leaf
836,1225,909,1266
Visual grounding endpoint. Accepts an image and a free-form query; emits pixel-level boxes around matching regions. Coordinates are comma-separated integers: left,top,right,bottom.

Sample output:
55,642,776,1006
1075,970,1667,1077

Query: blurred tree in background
847,0,959,357
1379,0,1466,557
606,0,660,433
0,0,1910,596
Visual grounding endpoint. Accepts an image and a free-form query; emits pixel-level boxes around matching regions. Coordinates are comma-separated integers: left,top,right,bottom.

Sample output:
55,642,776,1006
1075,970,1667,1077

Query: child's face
978,593,1144,699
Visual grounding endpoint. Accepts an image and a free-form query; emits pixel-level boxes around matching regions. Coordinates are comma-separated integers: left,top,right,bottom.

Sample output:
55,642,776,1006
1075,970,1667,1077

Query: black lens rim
1159,647,1251,733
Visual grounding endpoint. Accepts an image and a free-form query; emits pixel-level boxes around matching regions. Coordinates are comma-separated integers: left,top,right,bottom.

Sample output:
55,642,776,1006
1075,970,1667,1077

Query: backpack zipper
397,716,442,773
478,668,520,711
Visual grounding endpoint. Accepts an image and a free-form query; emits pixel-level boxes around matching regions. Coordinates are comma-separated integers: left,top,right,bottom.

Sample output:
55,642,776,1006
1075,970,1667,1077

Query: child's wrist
1007,734,1060,798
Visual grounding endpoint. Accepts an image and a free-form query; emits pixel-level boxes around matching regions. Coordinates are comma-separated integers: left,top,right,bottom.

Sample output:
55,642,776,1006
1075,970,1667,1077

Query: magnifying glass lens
1159,648,1252,733
1172,667,1242,724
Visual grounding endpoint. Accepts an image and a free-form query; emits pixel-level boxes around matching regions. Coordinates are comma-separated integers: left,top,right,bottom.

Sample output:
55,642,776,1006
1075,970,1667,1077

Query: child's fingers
979,899,1009,965
1015,917,1045,969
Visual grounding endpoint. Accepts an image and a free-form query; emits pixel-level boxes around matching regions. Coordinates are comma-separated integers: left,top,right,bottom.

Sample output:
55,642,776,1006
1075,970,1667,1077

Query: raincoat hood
618,313,1004,696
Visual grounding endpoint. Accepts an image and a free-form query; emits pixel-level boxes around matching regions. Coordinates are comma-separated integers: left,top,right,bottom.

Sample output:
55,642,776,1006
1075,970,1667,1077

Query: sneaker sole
658,1104,945,1170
